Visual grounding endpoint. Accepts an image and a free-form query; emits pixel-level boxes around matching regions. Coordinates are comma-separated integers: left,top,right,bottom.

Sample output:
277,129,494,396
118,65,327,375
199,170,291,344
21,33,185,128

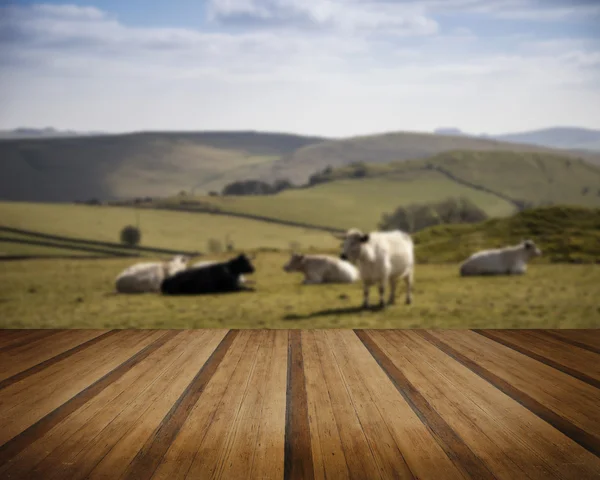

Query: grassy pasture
0,202,339,254
182,170,516,232
0,252,598,329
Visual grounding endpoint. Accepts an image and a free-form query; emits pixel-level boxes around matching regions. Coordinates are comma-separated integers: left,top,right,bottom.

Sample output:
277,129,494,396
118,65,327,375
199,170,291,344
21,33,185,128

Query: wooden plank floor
0,329,598,479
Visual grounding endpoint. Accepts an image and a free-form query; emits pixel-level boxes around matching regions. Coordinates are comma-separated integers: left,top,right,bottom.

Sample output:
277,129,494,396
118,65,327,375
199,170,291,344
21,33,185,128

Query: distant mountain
0,127,106,139
492,127,600,152
433,127,467,136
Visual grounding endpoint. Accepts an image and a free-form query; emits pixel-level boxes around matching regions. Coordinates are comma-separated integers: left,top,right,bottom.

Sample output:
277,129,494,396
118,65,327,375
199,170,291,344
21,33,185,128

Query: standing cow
460,239,542,276
335,228,415,308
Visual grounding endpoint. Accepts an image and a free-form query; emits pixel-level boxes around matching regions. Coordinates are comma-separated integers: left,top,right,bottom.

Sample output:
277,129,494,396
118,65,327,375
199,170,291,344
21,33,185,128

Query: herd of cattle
114,227,542,309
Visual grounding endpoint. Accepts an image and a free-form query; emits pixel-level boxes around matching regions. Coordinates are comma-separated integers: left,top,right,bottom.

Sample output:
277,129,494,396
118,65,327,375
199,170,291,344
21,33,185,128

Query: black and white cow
160,253,256,295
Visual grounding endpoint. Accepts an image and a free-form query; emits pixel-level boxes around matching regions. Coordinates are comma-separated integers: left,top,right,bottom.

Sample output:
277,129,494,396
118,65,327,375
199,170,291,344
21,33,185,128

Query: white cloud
0,3,598,135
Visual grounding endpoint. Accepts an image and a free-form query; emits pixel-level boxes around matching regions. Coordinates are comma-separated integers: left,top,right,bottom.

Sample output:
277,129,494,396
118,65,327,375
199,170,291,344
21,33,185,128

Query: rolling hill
2,128,600,203
159,151,600,232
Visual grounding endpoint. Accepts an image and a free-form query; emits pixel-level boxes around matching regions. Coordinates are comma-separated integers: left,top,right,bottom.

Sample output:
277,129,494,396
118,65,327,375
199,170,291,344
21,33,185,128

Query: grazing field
179,171,516,232
162,151,600,232
1,252,598,329
0,202,338,254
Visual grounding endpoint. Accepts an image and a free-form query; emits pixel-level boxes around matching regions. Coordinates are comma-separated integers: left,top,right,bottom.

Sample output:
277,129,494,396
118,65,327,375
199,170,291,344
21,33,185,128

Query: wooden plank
0,330,116,389
182,331,269,480
0,330,173,464
306,330,386,479
34,330,227,480
0,330,31,349
335,330,468,480
0,331,160,442
4,330,191,479
284,330,315,480
405,331,600,479
86,330,228,480
475,330,600,388
424,330,600,459
545,330,600,354
325,330,414,479
301,330,349,480
360,330,503,480
217,330,287,480
0,330,60,353
0,330,194,479
248,330,288,480
540,331,600,355
336,331,467,480
117,330,238,480
149,330,254,480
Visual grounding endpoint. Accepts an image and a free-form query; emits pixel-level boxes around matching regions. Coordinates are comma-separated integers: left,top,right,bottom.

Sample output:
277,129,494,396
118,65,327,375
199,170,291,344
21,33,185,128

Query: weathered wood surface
0,329,598,479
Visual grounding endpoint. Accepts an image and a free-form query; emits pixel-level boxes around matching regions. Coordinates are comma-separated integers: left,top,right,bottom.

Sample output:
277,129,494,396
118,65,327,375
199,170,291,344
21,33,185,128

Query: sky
0,0,599,137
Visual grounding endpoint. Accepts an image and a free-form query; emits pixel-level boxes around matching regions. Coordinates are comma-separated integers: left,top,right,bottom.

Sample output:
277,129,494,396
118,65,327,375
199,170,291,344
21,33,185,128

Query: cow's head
522,239,542,257
333,228,370,263
230,253,256,275
283,253,304,272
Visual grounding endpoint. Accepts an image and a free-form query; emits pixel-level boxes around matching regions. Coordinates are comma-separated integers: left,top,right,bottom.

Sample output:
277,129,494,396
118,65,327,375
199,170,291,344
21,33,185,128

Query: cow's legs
378,280,386,308
388,275,398,305
404,269,413,305
362,282,371,309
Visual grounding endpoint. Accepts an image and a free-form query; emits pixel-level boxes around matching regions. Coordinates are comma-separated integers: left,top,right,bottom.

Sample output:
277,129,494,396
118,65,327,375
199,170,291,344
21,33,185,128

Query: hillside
0,202,339,256
414,205,600,264
3,128,600,203
264,131,600,185
0,131,325,202
161,151,600,232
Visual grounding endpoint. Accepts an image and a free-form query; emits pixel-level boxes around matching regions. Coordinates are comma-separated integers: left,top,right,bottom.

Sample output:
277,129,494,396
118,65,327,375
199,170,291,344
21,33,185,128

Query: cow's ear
360,234,370,243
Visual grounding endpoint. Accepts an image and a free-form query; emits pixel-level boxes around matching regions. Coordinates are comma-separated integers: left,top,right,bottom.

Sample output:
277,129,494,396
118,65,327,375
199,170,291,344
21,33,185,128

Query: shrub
120,225,141,246
207,238,223,254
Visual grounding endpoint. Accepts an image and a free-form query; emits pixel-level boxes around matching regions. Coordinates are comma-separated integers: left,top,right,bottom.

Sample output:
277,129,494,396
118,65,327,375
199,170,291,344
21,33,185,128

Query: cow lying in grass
161,253,255,295
283,253,360,284
336,228,415,308
460,239,542,276
115,255,190,294
192,259,249,285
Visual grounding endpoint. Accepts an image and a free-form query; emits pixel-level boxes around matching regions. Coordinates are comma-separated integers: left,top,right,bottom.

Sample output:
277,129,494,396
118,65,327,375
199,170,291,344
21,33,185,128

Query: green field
161,151,600,232
0,253,598,329
180,171,516,232
0,202,338,254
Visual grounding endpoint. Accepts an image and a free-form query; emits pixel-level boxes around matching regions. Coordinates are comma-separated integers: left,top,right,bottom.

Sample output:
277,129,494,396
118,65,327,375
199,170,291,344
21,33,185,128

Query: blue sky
0,0,599,136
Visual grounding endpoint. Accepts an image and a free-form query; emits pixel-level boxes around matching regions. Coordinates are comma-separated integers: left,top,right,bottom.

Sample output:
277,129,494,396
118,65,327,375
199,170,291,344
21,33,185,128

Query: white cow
115,254,190,293
460,239,542,276
283,253,360,284
335,228,415,308
192,259,248,285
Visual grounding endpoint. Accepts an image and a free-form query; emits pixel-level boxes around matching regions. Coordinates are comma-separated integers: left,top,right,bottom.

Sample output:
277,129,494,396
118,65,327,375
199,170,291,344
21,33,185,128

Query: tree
379,196,488,233
120,225,141,246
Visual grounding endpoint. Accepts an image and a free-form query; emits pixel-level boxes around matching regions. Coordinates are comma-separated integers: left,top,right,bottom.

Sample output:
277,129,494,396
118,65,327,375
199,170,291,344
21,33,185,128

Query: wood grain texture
424,330,600,461
284,331,314,480
475,330,600,388
0,330,116,390
539,330,600,355
357,330,496,480
0,328,598,480
118,329,237,480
